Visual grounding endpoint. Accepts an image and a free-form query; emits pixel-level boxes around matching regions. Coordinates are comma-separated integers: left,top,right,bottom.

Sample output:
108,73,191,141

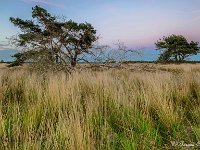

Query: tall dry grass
0,66,200,149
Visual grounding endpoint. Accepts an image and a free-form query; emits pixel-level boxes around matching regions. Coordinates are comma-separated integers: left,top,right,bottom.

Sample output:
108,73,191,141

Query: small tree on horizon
155,34,199,62
9,5,97,68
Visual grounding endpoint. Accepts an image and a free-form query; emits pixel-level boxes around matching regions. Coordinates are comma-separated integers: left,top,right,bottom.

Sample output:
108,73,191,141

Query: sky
0,0,200,61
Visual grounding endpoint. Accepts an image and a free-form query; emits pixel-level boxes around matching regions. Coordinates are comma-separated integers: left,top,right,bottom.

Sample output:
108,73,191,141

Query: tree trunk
71,55,77,67
175,54,178,61
55,54,59,64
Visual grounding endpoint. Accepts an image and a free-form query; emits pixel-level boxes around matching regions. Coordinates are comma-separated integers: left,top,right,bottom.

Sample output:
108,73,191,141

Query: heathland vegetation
0,64,200,149
0,5,200,150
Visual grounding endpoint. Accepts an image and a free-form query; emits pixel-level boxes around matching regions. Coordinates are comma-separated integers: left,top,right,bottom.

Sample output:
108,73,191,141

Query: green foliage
8,52,27,67
10,5,97,67
155,35,199,62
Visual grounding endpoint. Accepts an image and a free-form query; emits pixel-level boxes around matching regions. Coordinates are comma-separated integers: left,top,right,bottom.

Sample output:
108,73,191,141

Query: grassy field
0,63,200,149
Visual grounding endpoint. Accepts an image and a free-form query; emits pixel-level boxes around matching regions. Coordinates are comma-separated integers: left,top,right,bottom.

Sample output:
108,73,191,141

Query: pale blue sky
0,0,200,60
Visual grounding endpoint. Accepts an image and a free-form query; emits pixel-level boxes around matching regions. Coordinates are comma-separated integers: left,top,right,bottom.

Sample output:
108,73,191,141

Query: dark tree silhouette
155,35,199,62
9,5,97,67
